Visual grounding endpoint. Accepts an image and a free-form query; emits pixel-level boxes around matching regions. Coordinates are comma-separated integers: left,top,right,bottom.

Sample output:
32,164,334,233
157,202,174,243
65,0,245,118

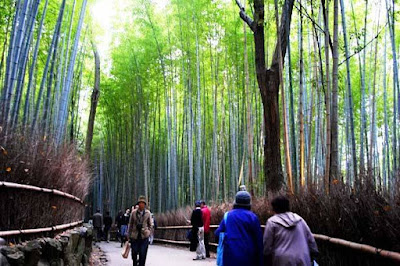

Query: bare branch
339,21,388,66
235,0,255,31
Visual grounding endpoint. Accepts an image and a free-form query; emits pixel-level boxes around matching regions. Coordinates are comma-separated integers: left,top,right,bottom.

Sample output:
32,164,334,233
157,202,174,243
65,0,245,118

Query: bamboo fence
0,220,83,237
0,181,84,204
155,225,400,262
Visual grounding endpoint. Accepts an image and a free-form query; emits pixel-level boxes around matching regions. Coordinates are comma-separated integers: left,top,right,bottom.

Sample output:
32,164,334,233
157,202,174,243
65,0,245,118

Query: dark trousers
131,238,149,266
94,227,102,242
204,232,210,257
104,226,110,241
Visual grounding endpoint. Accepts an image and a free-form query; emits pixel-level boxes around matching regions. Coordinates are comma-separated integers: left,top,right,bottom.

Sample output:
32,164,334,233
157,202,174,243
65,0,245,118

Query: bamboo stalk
0,220,83,237
0,181,84,204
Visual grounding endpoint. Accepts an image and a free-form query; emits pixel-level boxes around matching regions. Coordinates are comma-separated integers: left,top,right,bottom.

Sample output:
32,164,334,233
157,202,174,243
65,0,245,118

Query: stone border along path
97,241,216,265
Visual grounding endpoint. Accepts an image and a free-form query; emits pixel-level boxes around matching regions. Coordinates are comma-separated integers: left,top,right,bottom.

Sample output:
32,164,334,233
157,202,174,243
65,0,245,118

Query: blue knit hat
195,200,201,207
234,191,251,208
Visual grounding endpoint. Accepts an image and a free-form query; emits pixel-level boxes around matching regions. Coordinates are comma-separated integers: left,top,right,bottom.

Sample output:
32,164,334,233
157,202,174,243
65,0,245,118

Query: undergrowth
0,130,91,231
155,184,400,265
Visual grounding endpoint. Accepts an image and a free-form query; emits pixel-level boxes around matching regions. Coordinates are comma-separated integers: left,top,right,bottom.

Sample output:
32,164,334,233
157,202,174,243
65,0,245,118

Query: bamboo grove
89,0,400,215
0,0,89,144
2,0,400,216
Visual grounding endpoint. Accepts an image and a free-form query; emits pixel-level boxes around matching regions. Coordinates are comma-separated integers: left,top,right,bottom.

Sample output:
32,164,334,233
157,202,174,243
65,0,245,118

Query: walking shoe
193,257,202,260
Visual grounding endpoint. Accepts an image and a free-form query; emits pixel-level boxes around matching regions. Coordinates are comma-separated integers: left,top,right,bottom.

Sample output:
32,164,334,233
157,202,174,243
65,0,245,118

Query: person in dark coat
189,200,205,260
115,210,124,242
215,191,263,266
263,196,318,266
93,209,103,242
103,211,112,242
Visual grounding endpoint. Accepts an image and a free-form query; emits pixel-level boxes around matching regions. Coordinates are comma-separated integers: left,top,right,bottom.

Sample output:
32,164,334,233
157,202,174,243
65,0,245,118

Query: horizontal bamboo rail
154,238,218,247
0,181,84,204
155,225,400,262
313,234,400,262
0,220,83,237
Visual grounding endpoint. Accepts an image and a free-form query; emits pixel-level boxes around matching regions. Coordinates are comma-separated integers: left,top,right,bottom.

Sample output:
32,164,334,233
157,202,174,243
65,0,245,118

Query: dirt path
96,241,216,266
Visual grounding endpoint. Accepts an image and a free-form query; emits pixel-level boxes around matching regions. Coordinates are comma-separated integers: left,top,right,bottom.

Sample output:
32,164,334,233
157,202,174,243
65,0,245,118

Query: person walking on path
148,210,156,245
263,196,318,266
200,200,211,258
127,196,153,266
115,210,124,243
119,208,130,247
189,200,206,260
93,209,103,242
103,211,112,242
215,191,263,266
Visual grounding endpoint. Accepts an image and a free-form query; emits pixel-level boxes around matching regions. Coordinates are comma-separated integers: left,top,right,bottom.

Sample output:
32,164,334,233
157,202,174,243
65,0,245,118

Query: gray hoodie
263,212,318,266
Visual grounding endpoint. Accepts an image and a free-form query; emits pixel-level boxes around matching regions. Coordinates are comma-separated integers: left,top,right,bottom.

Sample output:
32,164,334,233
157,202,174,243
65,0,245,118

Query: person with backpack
215,190,263,266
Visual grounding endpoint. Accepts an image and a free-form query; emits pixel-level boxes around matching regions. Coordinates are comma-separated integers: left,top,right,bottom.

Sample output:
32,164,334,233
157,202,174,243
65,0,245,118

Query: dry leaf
0,146,7,156
6,167,11,172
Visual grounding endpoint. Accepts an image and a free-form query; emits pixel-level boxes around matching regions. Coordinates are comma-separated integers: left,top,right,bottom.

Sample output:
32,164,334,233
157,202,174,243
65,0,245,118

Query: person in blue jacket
215,190,263,266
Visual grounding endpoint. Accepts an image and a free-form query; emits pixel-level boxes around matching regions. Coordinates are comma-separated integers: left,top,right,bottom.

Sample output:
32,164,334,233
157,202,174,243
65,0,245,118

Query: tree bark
85,41,100,156
236,0,294,192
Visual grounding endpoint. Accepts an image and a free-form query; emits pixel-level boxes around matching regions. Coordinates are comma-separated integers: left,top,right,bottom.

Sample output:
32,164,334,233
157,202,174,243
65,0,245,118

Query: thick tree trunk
236,0,294,192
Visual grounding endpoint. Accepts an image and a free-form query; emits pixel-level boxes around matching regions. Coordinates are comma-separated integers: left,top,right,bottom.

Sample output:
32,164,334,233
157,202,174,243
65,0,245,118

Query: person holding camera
127,196,153,266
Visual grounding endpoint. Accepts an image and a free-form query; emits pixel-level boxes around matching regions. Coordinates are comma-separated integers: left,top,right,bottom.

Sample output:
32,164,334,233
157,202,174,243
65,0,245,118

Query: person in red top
200,200,211,258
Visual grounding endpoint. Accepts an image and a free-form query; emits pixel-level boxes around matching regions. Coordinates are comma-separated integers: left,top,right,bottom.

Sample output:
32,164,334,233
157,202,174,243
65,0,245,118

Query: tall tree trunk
322,0,331,193
274,0,293,193
243,4,255,195
194,17,202,200
86,41,100,156
236,0,295,192
287,41,297,186
330,0,339,181
359,0,369,178
386,0,398,175
340,0,357,183
299,0,305,188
